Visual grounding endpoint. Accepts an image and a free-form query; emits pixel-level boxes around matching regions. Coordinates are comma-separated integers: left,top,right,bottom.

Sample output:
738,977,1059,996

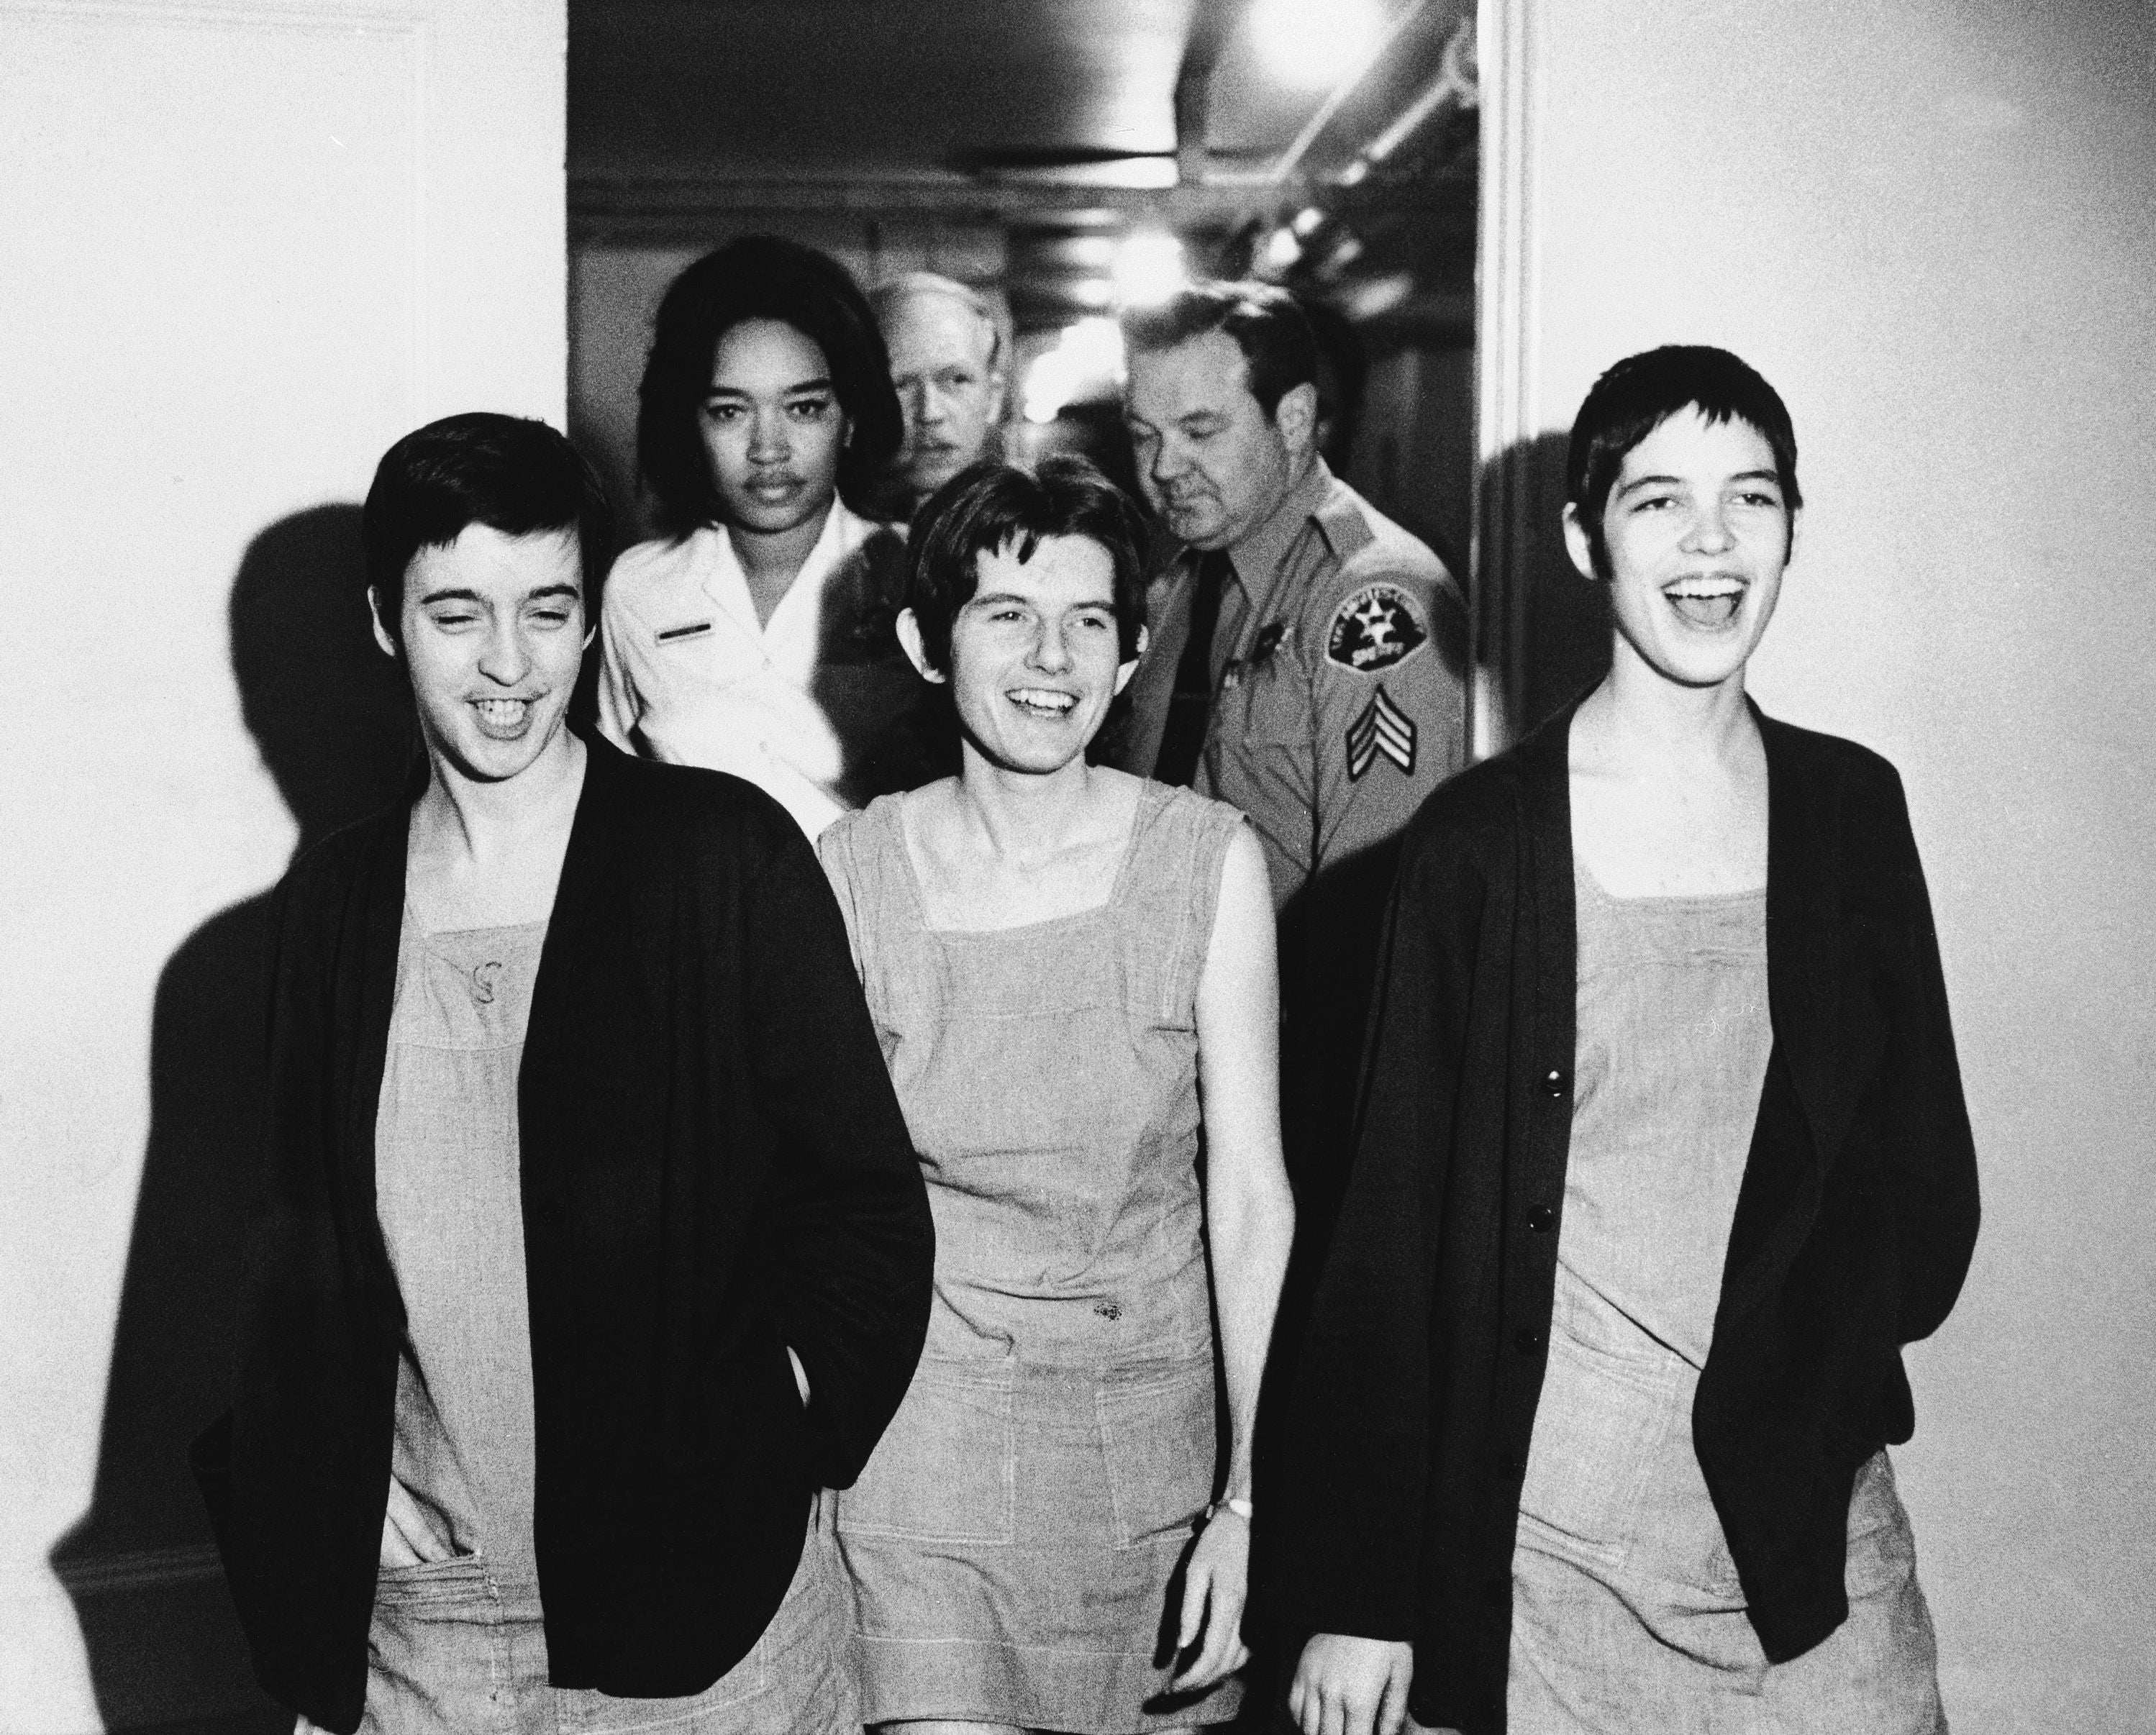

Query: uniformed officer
1113,281,1467,914
1111,278,1469,1390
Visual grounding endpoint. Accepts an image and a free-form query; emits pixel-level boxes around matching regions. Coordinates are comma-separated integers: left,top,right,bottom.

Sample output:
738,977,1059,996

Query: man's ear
1560,503,1601,583
1273,380,1319,460
895,607,947,683
367,586,399,659
1113,622,1150,695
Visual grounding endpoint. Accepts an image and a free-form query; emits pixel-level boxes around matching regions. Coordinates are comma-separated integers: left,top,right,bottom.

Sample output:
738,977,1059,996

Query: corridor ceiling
569,0,1477,327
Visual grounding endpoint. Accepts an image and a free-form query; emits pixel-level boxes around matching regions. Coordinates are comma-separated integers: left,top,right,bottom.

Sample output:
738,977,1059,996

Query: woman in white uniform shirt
599,234,952,836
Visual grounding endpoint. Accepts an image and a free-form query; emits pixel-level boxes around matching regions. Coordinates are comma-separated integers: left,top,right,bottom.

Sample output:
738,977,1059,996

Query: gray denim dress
340,910,856,1735
1506,862,1945,1732
819,780,1246,1734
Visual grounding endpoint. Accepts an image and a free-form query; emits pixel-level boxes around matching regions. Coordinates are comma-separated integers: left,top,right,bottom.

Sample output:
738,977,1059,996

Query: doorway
565,0,1481,614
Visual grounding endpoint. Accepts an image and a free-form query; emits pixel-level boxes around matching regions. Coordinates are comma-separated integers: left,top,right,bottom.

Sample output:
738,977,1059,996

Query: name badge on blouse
655,619,713,645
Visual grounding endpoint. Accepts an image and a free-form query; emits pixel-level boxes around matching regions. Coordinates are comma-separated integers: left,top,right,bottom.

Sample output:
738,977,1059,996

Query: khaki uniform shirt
1109,462,1469,911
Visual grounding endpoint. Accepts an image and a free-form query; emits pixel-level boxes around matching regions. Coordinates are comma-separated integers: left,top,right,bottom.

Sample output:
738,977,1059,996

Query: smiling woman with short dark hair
194,411,933,1735
819,456,1297,1735
1283,348,1978,1735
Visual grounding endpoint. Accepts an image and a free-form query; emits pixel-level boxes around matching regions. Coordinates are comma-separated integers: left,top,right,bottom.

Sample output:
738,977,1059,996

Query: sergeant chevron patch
1346,684,1416,780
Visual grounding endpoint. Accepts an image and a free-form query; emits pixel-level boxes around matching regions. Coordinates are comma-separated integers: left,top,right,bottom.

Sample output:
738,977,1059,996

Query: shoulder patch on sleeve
1326,581,1429,675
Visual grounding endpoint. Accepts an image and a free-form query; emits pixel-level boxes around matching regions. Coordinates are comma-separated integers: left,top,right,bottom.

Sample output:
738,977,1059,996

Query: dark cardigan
191,731,934,1734
1278,698,1979,1734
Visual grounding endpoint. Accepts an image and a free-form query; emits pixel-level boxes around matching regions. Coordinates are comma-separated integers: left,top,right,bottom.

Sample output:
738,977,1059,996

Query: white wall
0,1,566,1727
1494,0,2156,1726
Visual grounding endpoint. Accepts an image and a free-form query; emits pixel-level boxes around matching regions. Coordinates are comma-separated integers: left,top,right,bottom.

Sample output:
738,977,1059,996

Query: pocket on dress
1097,1353,1216,1548
371,1549,493,1609
1516,1329,1668,1567
837,1357,1015,1544
555,1642,768,1734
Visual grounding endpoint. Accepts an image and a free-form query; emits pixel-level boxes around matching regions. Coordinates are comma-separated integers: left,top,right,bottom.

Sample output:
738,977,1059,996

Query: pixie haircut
363,412,613,650
904,457,1150,673
637,234,904,529
1121,281,1318,419
1567,345,1802,575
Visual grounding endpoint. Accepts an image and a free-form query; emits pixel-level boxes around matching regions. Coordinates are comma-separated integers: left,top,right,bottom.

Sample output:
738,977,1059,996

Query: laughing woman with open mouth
817,457,1296,1735
1283,347,1979,1735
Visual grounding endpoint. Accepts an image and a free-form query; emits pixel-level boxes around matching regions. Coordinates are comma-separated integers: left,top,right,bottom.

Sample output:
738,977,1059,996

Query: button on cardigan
192,730,933,1734
1278,698,1979,1735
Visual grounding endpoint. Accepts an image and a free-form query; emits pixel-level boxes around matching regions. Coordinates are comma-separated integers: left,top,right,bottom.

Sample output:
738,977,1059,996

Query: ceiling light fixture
1259,227,1304,273
1023,318,1127,424
1248,0,1385,91
1111,232,1187,307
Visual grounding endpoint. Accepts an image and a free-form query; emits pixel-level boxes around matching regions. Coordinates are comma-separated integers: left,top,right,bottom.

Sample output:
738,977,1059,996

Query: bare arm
1172,821,1296,1690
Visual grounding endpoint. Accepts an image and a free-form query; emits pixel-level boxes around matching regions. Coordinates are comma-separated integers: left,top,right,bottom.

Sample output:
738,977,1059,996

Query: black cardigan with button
1278,698,1979,1733
191,731,933,1734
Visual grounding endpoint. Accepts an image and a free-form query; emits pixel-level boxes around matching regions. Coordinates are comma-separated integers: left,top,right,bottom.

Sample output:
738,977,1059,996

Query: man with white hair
870,271,1007,515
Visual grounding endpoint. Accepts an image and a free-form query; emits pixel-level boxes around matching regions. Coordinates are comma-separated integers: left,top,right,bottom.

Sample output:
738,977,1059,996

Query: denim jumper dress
819,782,1247,1734
1506,862,1945,1733
327,911,854,1735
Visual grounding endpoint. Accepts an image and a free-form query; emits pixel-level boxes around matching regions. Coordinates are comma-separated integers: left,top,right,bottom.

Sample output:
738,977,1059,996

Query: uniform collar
1223,455,1335,593
694,499,875,655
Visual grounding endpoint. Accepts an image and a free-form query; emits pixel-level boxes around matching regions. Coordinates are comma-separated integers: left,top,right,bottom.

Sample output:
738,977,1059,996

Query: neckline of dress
401,903,552,946
890,780,1157,939
1573,855,1766,909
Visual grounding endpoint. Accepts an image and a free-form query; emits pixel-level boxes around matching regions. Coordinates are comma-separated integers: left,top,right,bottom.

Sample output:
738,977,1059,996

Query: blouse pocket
1097,1352,1217,1549
837,1357,1016,1544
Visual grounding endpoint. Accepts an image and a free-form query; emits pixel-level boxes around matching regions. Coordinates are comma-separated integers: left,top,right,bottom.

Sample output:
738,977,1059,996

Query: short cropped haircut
637,235,904,530
363,412,613,650
870,271,1004,374
1121,281,1318,420
905,457,1150,673
1567,345,1802,575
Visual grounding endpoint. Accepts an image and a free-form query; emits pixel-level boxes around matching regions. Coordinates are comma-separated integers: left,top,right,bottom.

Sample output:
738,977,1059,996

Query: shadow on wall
51,505,414,1735
1483,428,1611,737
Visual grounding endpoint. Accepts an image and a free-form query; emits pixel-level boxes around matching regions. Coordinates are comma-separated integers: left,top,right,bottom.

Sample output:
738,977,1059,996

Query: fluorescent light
1063,236,1117,268
1111,232,1186,307
1249,0,1385,91
1260,227,1304,272
1022,318,1128,424
1344,273,1413,319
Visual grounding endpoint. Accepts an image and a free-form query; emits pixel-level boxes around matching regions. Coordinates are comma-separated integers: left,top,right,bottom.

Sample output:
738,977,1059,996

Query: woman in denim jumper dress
1289,348,1974,1735
820,459,1296,1735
